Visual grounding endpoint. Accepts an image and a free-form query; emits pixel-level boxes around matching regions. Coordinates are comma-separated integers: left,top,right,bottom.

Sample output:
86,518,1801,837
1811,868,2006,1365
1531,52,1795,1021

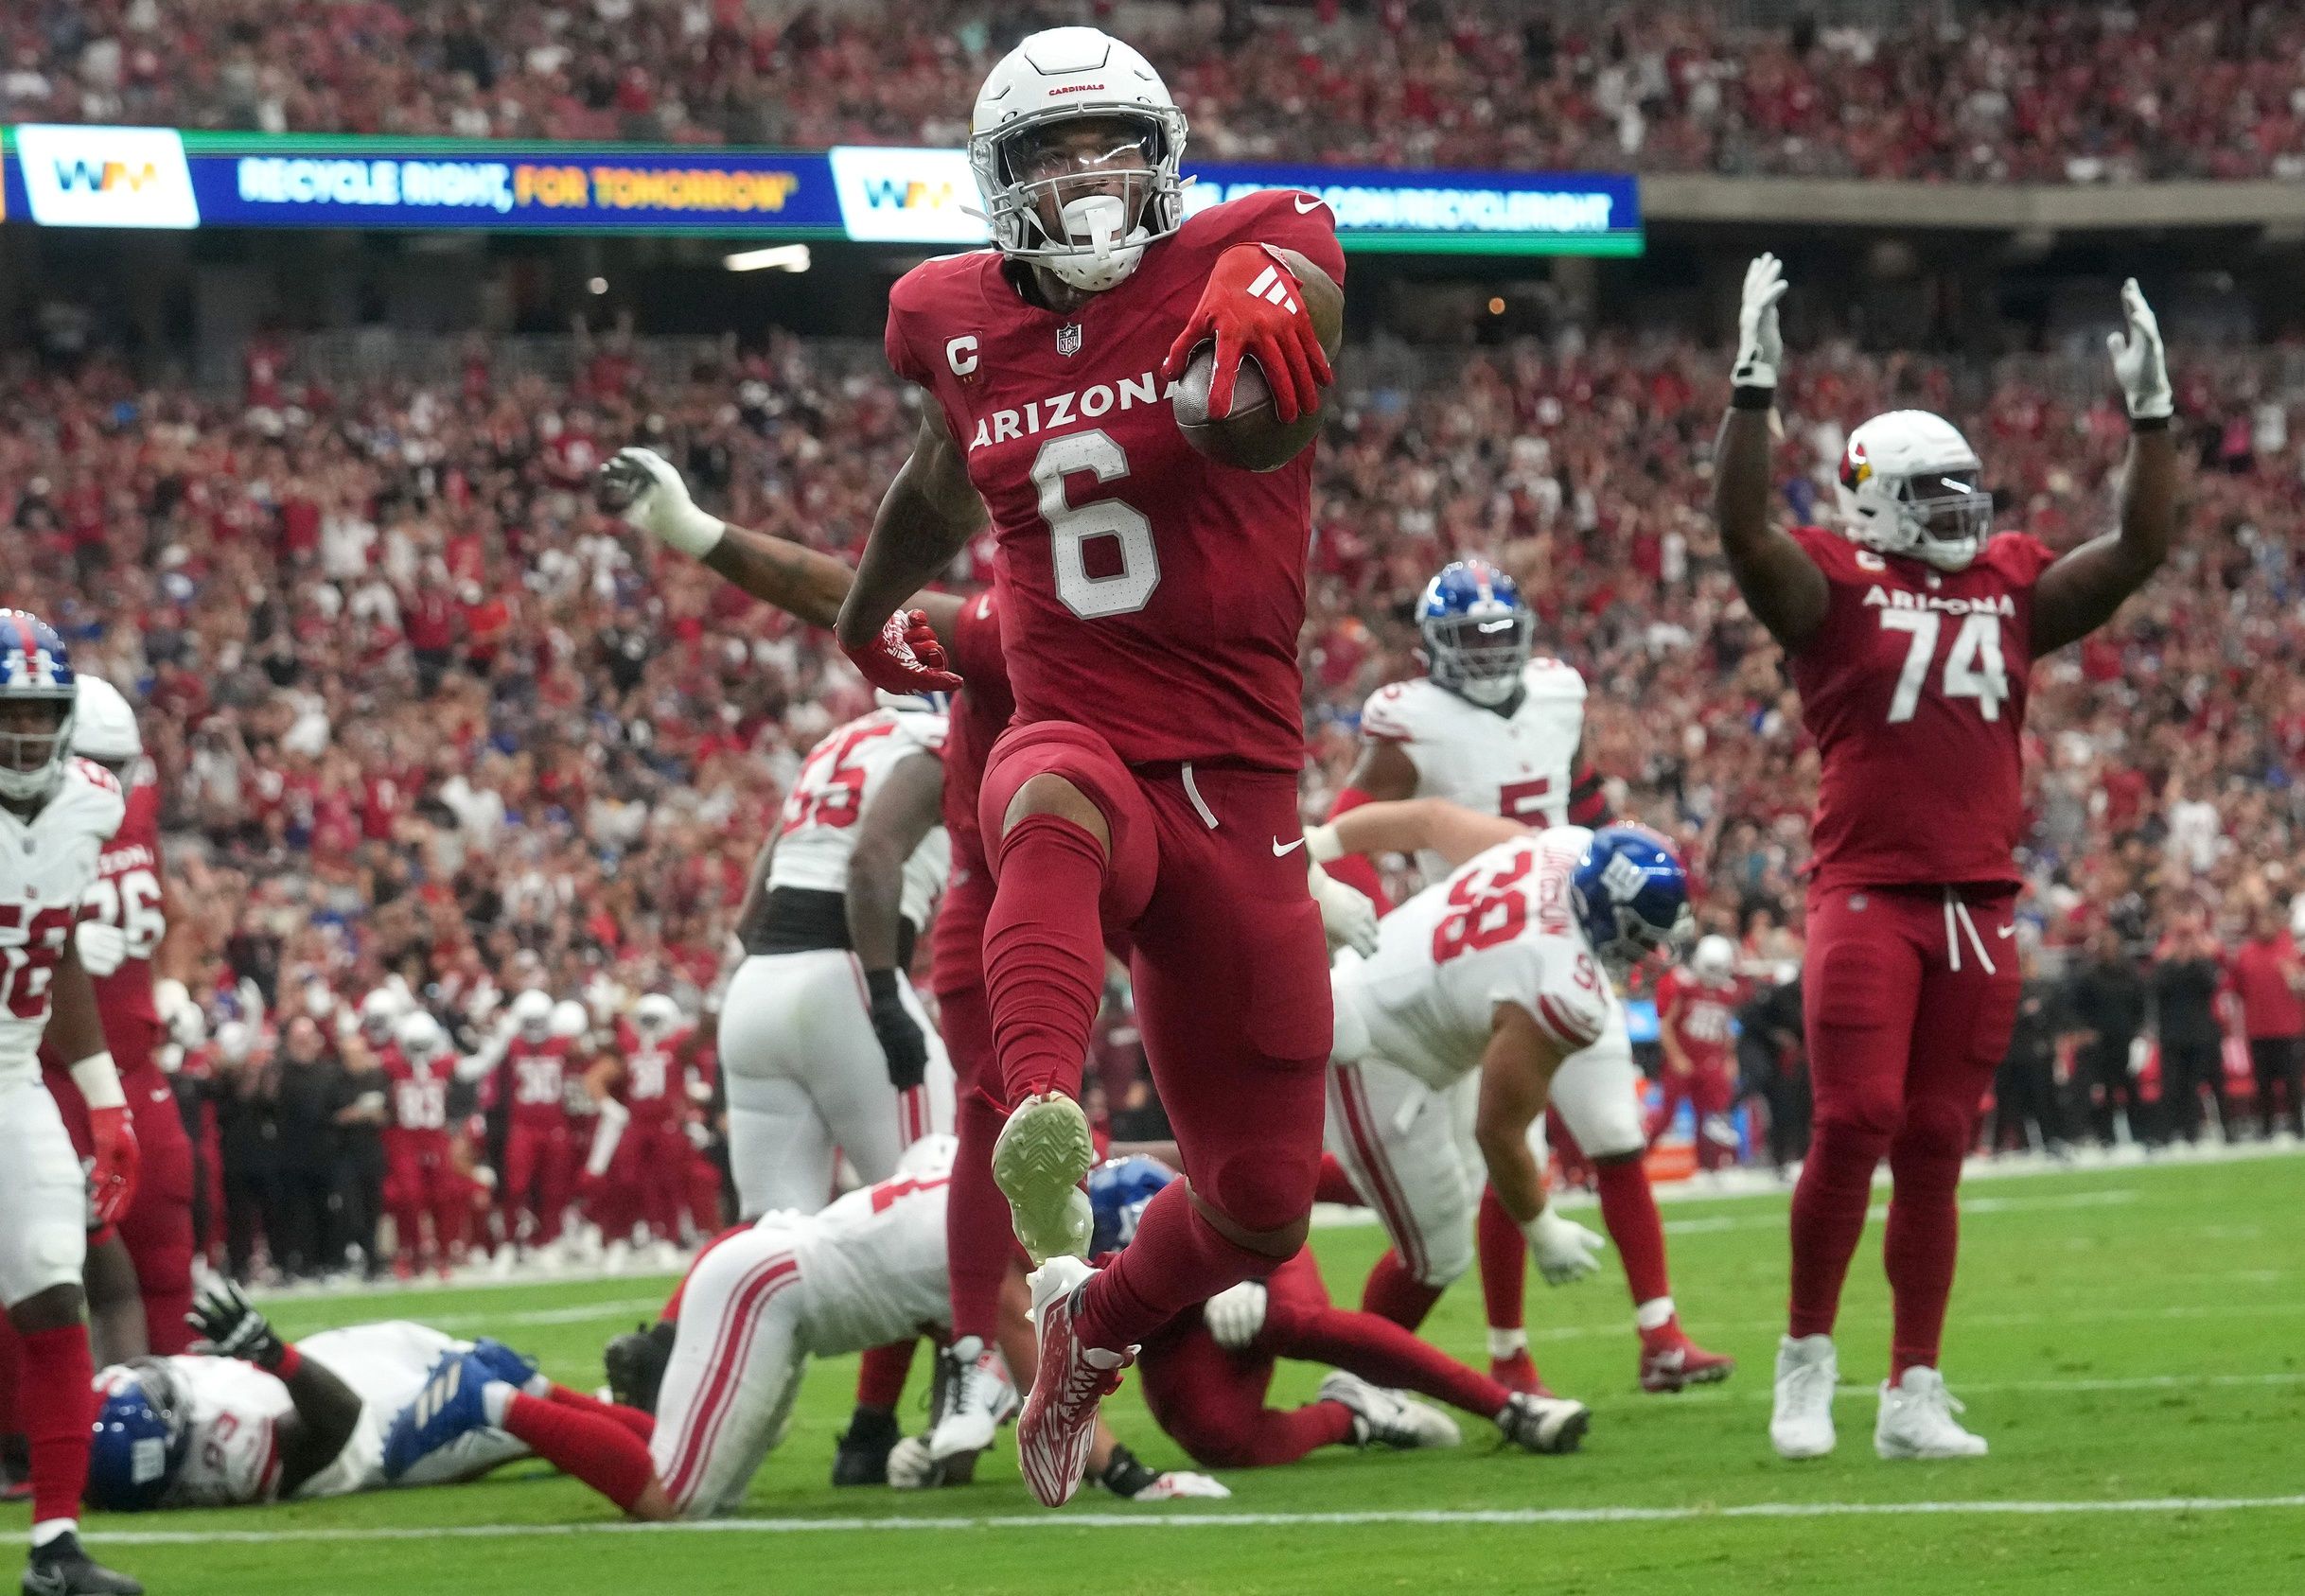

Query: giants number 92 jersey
1360,659,1587,879
0,760,125,1086
1336,829,1614,1092
1786,527,2057,890
885,189,1346,773
771,705,951,932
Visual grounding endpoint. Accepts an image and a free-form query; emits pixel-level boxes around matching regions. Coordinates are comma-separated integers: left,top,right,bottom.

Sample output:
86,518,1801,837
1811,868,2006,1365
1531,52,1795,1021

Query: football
1172,344,1326,472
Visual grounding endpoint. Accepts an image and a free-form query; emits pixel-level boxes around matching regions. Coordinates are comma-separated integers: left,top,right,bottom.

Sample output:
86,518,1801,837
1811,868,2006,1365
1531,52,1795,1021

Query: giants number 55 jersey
1786,527,2057,890
0,760,125,1086
771,706,951,932
1360,659,1587,879
1335,829,1614,1092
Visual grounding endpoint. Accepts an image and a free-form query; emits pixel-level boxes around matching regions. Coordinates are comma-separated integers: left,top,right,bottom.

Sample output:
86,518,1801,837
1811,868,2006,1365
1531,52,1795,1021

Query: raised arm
1713,254,1829,654
2031,280,2179,655
1307,797,1527,873
186,1281,363,1500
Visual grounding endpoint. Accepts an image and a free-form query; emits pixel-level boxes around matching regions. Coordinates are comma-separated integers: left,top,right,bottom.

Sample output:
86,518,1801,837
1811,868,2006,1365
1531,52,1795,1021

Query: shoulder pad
1522,658,1587,698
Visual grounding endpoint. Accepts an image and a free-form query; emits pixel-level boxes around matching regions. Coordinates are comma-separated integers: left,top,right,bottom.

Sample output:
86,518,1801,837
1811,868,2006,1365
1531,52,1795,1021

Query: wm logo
49,159,163,194
861,176,958,210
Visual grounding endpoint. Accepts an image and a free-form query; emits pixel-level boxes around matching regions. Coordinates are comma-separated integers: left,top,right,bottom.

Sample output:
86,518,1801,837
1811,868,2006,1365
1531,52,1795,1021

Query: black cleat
24,1534,143,1596
830,1405,900,1487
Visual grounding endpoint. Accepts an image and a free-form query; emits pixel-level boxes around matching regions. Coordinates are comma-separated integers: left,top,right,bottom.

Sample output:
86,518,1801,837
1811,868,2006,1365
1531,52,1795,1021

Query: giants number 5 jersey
1786,527,2057,890
1361,659,1587,880
771,706,951,931
1337,829,1615,1092
0,760,125,1086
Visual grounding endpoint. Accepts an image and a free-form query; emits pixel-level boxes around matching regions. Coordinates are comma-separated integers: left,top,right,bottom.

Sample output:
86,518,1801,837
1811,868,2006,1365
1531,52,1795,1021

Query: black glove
865,969,929,1092
187,1279,288,1370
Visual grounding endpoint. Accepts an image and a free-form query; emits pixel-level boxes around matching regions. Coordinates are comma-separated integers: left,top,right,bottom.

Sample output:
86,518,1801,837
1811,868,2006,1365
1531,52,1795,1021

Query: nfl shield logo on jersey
1055,323,1083,358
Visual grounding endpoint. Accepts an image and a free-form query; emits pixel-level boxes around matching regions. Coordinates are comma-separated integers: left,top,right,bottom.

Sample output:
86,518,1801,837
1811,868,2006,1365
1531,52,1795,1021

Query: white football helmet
396,1008,448,1062
632,992,680,1040
968,26,1188,293
1834,410,1994,572
1692,935,1738,984
72,675,142,765
551,998,589,1041
875,689,953,717
510,989,554,1042
358,987,407,1044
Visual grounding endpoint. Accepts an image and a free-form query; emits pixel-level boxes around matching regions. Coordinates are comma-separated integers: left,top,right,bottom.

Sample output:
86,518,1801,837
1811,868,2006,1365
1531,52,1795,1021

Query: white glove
1309,856,1379,959
1203,1280,1268,1350
1130,1470,1232,1501
608,446,726,557
886,1435,942,1490
1732,253,1787,392
1524,1206,1607,1286
2106,278,2173,421
75,920,129,978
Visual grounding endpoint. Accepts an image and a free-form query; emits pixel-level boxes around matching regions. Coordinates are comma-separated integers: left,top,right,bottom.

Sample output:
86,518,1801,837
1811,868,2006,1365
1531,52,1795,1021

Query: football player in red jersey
1646,935,1746,1170
833,26,1352,1506
378,1010,467,1278
488,991,579,1255
588,993,694,1266
1715,255,2177,1461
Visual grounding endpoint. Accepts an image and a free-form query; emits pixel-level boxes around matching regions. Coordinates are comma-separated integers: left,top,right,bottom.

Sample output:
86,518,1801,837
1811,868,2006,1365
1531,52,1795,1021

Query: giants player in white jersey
1325,565,1732,1394
1305,798,1716,1403
718,694,957,1218
0,611,141,1596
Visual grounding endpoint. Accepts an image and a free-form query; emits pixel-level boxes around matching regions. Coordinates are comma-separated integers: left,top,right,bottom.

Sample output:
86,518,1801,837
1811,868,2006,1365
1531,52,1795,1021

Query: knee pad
1196,1153,1316,1254
1890,1096,1971,1179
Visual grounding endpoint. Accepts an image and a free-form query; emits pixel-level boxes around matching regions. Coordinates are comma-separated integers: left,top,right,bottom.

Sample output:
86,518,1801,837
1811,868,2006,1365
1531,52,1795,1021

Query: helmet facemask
0,693,74,806
974,108,1187,293
1421,609,1534,707
1839,438,1994,573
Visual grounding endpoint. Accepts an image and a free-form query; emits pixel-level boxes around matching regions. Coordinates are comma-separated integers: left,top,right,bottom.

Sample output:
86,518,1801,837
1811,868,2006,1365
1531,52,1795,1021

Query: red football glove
1161,243,1332,424
87,1105,141,1227
843,608,962,694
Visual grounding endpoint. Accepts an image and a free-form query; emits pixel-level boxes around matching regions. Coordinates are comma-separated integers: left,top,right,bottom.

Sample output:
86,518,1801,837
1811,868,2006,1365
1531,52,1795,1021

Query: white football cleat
1318,1371,1462,1450
1016,1255,1133,1507
993,1093,1096,1264
1769,1334,1839,1460
1496,1390,1592,1454
928,1337,1020,1463
1874,1367,1988,1459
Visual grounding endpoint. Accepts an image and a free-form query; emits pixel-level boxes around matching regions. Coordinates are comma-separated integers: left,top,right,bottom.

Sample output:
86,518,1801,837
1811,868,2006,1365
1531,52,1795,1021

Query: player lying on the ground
1078,1156,1591,1466
391,1138,1219,1518
81,1284,643,1508
1303,804,1728,1395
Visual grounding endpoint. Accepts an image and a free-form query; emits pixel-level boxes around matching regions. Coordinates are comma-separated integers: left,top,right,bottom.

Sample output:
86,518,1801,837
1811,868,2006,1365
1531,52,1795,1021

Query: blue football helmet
1417,560,1534,708
876,688,954,717
1087,1154,1179,1258
0,608,78,805
86,1359,189,1512
1570,825,1694,973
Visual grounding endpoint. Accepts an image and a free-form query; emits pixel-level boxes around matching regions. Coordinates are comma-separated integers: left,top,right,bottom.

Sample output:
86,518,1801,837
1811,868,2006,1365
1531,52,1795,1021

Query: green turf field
21,1152,2305,1594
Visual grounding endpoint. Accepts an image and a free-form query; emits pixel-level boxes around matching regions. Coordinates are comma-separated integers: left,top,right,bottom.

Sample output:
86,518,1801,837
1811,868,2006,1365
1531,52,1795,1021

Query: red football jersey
498,1036,573,1130
1786,527,2059,890
1656,969,1741,1074
86,775,166,1073
613,1018,692,1122
885,188,1346,774
379,1044,453,1134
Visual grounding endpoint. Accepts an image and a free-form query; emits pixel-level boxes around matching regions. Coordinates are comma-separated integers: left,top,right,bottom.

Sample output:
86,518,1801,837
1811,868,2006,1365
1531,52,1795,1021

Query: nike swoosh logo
1293,193,1324,214
1272,836,1306,857
1997,924,2016,938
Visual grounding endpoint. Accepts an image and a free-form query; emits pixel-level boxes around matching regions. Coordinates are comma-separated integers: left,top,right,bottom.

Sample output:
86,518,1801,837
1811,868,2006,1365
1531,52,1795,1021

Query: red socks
504,1391,656,1513
1359,1249,1444,1330
983,814,1110,1103
1079,1181,1276,1351
16,1324,95,1530
854,1341,917,1411
544,1382,655,1443
1593,1158,1673,1307
1476,1186,1529,1332
1885,1114,1967,1379
948,1086,1017,1344
1264,1295,1509,1420
1787,1120,1891,1340
1237,1401,1358,1466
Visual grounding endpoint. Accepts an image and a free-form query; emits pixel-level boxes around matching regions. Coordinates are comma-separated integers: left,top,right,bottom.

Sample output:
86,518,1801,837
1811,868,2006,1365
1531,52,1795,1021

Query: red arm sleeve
1567,761,1609,828
1321,786,1391,912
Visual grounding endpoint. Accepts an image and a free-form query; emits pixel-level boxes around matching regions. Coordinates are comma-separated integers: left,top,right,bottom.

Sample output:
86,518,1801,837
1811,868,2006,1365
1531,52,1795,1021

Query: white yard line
97,1494,2305,1545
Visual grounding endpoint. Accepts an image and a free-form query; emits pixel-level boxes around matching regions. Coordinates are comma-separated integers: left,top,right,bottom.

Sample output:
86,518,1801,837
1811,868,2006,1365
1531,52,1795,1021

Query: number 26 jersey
1786,526,2057,892
1337,828,1614,1092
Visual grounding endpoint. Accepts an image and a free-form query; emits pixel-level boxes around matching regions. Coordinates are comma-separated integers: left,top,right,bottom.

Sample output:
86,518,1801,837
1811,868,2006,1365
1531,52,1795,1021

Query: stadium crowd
7,308,2302,1279
4,0,2305,182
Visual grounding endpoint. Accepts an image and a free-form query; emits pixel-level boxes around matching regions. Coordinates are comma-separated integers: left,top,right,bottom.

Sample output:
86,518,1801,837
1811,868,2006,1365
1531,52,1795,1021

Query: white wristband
658,506,728,559
1304,823,1345,865
70,1050,125,1111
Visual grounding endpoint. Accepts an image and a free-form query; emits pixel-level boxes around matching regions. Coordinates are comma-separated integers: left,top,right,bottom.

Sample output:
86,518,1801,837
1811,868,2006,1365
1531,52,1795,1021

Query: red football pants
931,870,1024,1348
598,1118,690,1243
1790,884,2021,1374
502,1120,574,1245
115,1066,197,1354
1646,1062,1737,1167
384,1132,468,1261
